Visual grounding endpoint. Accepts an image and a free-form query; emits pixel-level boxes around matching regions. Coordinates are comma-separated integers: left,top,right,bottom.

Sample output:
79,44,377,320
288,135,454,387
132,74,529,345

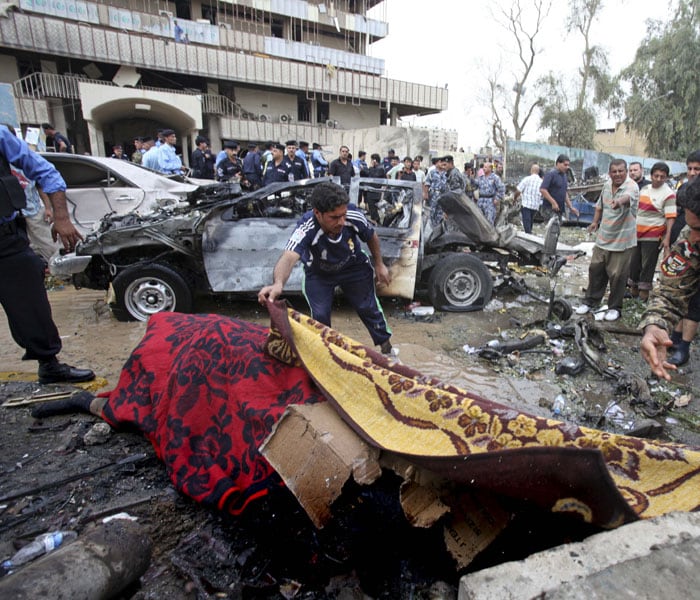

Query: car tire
428,254,493,311
111,264,193,322
550,297,573,321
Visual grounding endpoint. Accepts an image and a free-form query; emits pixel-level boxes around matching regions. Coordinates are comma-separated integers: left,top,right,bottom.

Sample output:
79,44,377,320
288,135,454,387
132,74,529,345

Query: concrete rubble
459,511,700,599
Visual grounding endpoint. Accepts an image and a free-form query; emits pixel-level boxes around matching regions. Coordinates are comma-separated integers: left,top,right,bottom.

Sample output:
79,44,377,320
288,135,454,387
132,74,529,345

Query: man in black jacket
190,136,215,179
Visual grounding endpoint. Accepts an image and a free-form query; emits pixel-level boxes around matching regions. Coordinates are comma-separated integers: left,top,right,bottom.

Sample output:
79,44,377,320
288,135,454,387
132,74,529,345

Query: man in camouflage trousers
640,176,700,380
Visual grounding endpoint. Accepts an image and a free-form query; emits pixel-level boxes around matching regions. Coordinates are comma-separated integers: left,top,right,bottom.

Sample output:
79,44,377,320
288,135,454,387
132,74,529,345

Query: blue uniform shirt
263,160,291,185
285,203,374,274
0,126,65,194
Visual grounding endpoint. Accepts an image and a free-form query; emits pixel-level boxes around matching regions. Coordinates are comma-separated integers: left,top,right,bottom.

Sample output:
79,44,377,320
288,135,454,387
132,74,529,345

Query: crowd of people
7,124,697,380
511,151,698,372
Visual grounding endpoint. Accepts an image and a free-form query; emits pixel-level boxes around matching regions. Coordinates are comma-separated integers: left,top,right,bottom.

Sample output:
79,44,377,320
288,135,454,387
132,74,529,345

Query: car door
44,156,146,235
201,185,313,293
201,179,422,300
350,178,423,300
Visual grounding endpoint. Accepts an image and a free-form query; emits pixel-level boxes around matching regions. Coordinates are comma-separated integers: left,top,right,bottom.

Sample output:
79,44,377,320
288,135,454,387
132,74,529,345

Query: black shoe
667,346,690,367
379,340,393,355
38,361,96,384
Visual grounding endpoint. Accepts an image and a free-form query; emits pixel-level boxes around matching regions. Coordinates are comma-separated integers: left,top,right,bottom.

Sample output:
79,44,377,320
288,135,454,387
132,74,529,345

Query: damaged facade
0,0,446,158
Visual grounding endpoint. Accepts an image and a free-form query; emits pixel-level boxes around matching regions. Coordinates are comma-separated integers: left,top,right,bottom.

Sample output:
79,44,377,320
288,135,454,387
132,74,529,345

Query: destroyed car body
41,153,215,235
51,177,578,321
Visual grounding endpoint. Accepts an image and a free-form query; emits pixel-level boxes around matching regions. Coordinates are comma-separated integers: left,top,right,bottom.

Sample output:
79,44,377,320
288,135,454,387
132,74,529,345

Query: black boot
38,358,95,384
667,341,690,367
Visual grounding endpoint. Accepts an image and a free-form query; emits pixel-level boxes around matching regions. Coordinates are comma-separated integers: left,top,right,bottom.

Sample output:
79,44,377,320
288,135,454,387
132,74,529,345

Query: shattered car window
218,180,416,230
356,181,413,228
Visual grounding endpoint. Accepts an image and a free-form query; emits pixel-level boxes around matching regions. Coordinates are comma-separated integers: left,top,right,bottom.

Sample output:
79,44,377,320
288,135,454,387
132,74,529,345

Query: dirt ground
1,225,699,598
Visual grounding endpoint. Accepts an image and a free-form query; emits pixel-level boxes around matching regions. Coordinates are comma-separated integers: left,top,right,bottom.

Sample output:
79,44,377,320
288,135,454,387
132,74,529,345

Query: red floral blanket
100,312,323,515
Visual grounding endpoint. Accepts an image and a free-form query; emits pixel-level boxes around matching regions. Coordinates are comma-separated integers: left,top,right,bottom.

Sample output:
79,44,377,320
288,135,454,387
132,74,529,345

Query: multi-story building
0,0,447,161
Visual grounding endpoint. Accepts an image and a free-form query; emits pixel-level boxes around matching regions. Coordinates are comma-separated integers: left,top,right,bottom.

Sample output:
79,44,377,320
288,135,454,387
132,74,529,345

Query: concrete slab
459,511,700,600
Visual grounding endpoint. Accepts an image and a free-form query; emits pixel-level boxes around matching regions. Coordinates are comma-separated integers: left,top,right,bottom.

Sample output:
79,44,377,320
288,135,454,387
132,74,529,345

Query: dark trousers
628,240,661,291
0,222,61,361
302,262,391,346
521,207,537,234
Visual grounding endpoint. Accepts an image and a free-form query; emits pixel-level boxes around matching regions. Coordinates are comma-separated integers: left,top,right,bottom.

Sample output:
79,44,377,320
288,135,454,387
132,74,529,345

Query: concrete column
208,116,223,152
390,106,398,127
85,120,102,157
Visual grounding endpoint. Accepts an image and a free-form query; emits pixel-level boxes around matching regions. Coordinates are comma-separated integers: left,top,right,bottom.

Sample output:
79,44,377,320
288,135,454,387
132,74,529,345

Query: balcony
0,10,446,115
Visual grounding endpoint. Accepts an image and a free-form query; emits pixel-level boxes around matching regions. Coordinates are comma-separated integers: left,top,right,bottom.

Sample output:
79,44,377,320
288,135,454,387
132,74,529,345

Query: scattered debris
83,422,112,446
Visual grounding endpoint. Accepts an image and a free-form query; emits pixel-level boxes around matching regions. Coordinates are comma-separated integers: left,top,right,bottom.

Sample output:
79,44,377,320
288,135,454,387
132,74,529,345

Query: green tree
620,0,700,159
540,107,597,149
536,0,609,149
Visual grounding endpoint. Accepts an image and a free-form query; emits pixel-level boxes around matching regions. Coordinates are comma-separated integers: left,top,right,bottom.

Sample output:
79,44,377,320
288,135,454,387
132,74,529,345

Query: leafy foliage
540,107,597,148
620,0,700,159
536,0,609,149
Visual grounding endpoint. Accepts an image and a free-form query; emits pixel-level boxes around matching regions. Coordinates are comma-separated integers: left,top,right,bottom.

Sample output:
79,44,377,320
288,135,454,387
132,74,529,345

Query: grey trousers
583,245,634,311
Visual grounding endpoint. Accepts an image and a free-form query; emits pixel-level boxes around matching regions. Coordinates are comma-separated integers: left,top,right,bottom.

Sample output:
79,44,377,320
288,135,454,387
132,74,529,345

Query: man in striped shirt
258,182,394,354
628,162,676,301
575,159,639,322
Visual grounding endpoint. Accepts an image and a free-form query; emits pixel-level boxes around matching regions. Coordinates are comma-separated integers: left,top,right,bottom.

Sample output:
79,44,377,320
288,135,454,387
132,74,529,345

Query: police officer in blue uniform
263,143,291,185
257,181,394,354
216,140,243,182
0,125,94,384
283,140,308,180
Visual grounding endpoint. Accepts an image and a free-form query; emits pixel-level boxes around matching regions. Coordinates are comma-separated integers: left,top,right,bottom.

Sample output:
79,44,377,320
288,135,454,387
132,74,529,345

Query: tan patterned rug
266,301,700,528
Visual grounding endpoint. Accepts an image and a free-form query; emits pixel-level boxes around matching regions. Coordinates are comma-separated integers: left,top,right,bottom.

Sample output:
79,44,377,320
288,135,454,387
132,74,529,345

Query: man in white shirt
514,164,543,233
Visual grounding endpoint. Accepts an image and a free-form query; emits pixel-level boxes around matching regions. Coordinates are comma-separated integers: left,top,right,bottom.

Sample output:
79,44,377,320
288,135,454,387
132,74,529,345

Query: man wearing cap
284,140,308,180
191,136,215,179
443,156,466,192
216,140,243,182
110,145,129,161
311,143,328,177
258,181,394,355
476,162,506,224
243,143,263,189
328,145,354,188
157,129,184,175
263,143,291,185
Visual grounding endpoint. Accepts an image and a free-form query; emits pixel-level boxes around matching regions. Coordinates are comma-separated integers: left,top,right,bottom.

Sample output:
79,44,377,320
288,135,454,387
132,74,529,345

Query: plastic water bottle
552,394,566,416
1,531,77,570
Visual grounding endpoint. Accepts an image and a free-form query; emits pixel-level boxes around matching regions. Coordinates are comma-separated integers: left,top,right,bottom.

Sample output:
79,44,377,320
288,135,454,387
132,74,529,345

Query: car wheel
428,254,493,311
111,264,193,322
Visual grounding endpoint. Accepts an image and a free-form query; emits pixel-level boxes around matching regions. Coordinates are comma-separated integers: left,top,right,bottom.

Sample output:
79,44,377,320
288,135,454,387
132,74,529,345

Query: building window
271,18,284,39
317,101,329,124
298,98,311,122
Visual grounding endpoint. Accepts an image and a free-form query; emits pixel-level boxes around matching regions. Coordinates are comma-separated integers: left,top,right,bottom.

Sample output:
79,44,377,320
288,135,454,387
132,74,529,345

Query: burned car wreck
51,177,579,321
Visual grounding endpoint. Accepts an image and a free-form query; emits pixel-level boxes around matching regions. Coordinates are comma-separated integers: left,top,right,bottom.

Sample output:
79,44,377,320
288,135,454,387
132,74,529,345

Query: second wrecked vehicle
51,177,578,321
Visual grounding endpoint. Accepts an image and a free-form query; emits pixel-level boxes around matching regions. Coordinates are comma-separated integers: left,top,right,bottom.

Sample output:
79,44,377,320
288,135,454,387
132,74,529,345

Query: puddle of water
397,343,559,418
